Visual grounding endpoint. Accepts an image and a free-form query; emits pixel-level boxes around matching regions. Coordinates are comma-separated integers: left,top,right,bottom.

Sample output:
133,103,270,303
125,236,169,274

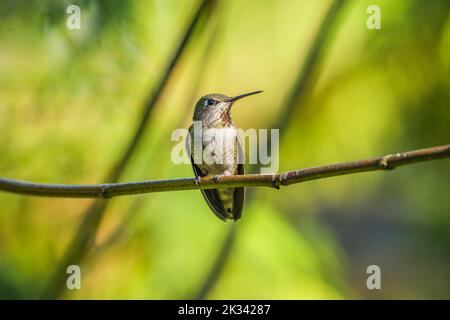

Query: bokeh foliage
0,0,449,299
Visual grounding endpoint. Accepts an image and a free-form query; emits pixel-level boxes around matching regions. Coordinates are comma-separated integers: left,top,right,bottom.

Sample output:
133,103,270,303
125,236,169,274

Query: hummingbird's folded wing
186,126,228,221
190,158,229,221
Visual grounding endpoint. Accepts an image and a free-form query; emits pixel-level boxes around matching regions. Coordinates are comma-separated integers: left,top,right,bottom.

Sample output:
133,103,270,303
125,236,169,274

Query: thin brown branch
1,144,449,199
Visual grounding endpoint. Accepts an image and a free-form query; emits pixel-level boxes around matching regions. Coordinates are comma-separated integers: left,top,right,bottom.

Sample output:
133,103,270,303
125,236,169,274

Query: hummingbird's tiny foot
194,176,202,186
212,175,222,183
379,154,395,170
271,174,280,189
279,173,289,186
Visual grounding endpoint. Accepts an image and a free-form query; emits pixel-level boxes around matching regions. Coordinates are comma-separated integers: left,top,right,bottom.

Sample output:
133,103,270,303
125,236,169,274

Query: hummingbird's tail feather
198,163,245,221
200,187,244,221
199,188,229,221
189,155,228,221
231,187,245,221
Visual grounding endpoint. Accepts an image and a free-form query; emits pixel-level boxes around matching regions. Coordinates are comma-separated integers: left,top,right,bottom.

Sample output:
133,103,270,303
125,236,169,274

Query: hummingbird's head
193,91,262,125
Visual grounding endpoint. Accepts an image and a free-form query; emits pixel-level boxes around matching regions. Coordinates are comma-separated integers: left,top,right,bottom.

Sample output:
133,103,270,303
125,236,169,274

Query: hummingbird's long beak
228,90,263,103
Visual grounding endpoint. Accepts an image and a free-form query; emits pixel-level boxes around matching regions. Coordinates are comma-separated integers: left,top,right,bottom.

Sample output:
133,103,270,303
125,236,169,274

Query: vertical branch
193,0,347,300
41,0,216,299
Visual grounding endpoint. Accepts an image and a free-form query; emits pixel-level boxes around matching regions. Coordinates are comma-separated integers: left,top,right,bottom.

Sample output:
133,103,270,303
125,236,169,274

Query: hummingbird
186,91,262,221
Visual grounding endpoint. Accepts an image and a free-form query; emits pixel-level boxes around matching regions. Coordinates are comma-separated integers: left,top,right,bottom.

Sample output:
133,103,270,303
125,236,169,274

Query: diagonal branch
276,0,346,130
1,144,449,199
39,0,217,299
107,0,217,182
88,4,224,259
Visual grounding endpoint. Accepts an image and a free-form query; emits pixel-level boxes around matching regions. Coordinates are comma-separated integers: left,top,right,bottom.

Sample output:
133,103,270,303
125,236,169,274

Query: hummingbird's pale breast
200,127,239,176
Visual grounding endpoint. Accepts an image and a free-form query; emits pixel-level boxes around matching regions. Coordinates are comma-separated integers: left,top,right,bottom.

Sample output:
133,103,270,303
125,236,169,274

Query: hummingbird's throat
220,106,232,125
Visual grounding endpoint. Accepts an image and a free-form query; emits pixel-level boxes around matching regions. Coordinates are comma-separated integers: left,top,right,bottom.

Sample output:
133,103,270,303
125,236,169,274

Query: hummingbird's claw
212,175,222,183
279,173,289,186
194,176,202,186
271,174,280,190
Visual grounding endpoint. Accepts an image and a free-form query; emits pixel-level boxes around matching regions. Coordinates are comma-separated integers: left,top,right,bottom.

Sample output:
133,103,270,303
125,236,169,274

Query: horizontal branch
0,144,449,199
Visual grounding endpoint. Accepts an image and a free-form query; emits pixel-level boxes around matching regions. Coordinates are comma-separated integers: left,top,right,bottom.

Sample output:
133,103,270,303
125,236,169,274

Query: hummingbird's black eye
207,99,215,106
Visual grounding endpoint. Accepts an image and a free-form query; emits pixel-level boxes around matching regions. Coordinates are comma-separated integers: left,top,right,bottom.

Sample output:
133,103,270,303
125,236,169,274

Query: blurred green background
0,0,449,299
